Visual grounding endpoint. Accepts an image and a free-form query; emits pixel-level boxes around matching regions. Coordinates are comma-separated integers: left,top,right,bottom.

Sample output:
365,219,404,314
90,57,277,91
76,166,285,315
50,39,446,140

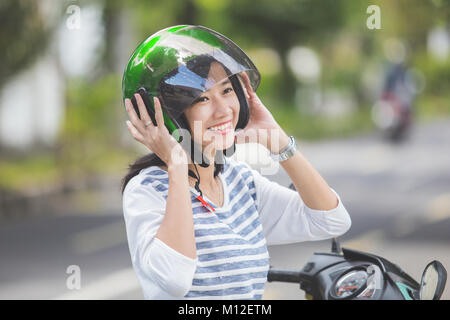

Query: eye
223,87,233,94
192,96,209,105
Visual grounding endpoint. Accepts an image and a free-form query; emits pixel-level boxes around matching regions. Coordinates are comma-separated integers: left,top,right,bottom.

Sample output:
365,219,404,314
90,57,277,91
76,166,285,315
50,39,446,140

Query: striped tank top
140,157,270,299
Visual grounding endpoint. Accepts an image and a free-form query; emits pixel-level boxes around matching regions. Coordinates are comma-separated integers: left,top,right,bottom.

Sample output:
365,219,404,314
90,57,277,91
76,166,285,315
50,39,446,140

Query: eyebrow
219,79,231,86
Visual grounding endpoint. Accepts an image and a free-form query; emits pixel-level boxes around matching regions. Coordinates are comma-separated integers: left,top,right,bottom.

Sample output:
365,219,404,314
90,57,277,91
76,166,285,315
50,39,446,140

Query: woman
121,25,351,299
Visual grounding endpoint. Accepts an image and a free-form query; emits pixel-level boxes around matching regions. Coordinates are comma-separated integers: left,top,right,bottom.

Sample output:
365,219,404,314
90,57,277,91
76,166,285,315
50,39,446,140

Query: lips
207,120,233,131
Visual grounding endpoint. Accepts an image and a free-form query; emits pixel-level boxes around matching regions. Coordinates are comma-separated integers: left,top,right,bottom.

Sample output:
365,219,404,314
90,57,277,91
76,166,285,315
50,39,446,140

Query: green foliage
56,74,122,178
0,154,59,191
224,0,347,104
415,53,450,95
0,0,51,90
1,0,450,193
272,104,374,141
63,75,120,138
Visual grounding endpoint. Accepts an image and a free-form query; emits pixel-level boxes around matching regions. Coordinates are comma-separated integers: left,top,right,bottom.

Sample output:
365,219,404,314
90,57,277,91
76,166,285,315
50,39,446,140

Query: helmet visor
157,26,260,120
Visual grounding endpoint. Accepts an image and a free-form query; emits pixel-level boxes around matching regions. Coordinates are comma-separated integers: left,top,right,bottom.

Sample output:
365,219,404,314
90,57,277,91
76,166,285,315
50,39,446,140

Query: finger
241,73,261,102
241,72,253,95
153,97,164,128
135,93,152,125
125,98,146,132
126,120,145,142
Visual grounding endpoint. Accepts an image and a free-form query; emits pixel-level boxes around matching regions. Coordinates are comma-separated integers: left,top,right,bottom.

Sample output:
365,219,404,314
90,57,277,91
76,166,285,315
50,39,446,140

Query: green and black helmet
122,25,260,137
122,25,261,167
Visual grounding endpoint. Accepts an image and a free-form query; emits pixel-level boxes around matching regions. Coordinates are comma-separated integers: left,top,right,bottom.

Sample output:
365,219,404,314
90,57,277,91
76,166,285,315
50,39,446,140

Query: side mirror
420,260,447,300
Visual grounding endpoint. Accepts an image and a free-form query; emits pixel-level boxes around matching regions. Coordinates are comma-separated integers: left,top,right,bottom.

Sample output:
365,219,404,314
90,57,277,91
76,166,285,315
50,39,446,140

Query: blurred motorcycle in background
371,63,423,142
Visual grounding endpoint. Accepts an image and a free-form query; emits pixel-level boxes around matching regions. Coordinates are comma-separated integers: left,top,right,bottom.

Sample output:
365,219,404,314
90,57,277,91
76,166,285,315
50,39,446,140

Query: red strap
196,195,215,213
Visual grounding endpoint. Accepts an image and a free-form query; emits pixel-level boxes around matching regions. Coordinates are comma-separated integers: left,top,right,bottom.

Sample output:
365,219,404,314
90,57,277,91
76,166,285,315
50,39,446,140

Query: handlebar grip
267,269,303,283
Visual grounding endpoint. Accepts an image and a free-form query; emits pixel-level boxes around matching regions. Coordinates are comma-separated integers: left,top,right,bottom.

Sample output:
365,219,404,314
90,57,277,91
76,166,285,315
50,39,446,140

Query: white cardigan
122,158,351,299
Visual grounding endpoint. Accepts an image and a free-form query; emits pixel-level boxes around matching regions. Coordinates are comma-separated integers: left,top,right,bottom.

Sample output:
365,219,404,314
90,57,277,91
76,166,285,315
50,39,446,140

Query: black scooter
268,238,447,300
267,184,448,300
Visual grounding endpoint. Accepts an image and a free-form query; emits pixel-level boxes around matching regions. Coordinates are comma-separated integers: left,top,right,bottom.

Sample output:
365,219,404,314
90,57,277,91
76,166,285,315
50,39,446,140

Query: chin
202,130,235,151
215,137,235,151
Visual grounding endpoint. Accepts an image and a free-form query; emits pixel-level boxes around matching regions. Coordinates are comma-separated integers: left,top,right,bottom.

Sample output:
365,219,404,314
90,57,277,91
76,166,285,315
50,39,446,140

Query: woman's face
184,61,240,152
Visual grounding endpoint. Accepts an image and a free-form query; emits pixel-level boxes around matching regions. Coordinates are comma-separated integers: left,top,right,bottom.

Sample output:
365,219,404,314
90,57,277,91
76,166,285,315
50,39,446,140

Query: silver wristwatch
269,136,298,162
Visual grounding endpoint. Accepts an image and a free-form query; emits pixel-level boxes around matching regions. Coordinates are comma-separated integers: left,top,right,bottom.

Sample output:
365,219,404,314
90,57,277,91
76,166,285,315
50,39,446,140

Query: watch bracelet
269,135,297,162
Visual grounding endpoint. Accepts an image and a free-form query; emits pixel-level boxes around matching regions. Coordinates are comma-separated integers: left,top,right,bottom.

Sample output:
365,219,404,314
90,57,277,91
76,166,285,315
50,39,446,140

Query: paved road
1,117,449,300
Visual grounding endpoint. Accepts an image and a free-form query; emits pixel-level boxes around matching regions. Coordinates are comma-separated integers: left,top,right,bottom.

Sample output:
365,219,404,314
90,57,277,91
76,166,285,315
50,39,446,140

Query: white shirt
122,157,351,299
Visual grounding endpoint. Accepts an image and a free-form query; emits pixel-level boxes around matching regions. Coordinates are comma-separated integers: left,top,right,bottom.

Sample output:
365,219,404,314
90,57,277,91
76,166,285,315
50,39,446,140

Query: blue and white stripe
140,157,270,300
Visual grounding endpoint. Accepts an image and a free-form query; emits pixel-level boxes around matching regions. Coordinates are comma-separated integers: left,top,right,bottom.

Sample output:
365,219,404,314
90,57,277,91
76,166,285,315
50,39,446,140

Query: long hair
120,153,223,195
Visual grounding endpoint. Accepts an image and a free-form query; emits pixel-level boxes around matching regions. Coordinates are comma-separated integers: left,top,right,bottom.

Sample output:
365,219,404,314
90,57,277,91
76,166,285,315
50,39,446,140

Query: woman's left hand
235,72,290,153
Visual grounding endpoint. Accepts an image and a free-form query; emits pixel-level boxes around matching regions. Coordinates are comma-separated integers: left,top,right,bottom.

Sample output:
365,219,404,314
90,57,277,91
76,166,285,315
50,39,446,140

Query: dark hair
120,153,223,195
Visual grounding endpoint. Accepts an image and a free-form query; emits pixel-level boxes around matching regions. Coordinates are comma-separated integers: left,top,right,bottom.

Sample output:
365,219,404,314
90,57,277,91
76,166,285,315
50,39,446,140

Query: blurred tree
121,0,183,42
0,0,52,90
226,0,346,106
56,74,121,186
380,0,441,54
99,0,348,107
101,0,122,73
100,0,199,74
177,0,198,24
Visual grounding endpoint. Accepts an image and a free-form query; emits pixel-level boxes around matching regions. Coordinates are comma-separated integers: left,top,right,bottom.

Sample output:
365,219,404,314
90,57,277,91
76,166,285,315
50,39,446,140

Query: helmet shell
122,25,260,140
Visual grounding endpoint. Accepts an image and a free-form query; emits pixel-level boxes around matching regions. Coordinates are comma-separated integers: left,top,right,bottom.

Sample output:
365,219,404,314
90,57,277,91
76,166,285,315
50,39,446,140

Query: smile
208,120,233,134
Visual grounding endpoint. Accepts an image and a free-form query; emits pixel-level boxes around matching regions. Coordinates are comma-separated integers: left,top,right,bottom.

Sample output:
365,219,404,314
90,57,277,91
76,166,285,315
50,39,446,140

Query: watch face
270,136,296,162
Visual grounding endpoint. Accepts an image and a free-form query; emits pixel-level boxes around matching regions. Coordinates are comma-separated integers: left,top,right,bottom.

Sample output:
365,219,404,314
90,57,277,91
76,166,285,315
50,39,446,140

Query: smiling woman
120,25,351,300
184,62,240,152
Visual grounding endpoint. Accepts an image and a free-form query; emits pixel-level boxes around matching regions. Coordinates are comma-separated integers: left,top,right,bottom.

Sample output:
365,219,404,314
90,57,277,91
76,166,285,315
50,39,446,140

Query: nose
210,92,234,117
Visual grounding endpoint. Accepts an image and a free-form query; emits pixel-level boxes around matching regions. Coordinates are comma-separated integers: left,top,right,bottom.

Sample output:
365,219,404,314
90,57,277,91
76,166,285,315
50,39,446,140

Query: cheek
187,113,211,141
187,96,240,143
232,95,240,110
230,96,240,126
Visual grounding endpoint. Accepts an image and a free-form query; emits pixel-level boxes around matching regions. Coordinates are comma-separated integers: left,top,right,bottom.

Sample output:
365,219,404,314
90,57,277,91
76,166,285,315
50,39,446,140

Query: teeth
209,122,231,131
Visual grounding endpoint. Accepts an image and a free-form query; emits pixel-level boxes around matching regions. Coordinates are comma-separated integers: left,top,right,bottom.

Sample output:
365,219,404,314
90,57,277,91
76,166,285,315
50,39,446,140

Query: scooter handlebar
267,268,304,284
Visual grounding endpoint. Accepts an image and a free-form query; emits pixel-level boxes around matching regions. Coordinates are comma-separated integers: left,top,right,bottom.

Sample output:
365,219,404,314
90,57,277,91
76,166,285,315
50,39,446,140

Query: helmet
122,25,261,166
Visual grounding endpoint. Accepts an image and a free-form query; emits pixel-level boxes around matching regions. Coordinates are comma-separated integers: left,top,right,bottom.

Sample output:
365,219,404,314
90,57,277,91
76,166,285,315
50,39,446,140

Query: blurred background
0,0,449,300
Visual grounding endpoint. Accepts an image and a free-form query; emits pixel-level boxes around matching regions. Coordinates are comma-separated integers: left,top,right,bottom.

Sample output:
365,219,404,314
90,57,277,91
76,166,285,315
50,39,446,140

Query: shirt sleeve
122,177,197,297
246,165,352,246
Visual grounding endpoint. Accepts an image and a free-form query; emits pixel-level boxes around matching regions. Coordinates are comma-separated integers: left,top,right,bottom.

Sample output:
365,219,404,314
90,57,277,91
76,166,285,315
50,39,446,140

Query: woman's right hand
125,94,189,170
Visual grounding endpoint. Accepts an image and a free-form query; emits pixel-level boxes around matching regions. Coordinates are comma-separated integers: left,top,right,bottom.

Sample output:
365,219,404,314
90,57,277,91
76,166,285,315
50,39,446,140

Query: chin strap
188,163,216,213
188,163,202,197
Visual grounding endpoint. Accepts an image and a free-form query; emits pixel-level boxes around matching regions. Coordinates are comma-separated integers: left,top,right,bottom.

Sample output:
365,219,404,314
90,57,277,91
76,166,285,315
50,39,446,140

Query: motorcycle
371,91,412,142
267,184,448,300
268,238,447,300
371,63,419,143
